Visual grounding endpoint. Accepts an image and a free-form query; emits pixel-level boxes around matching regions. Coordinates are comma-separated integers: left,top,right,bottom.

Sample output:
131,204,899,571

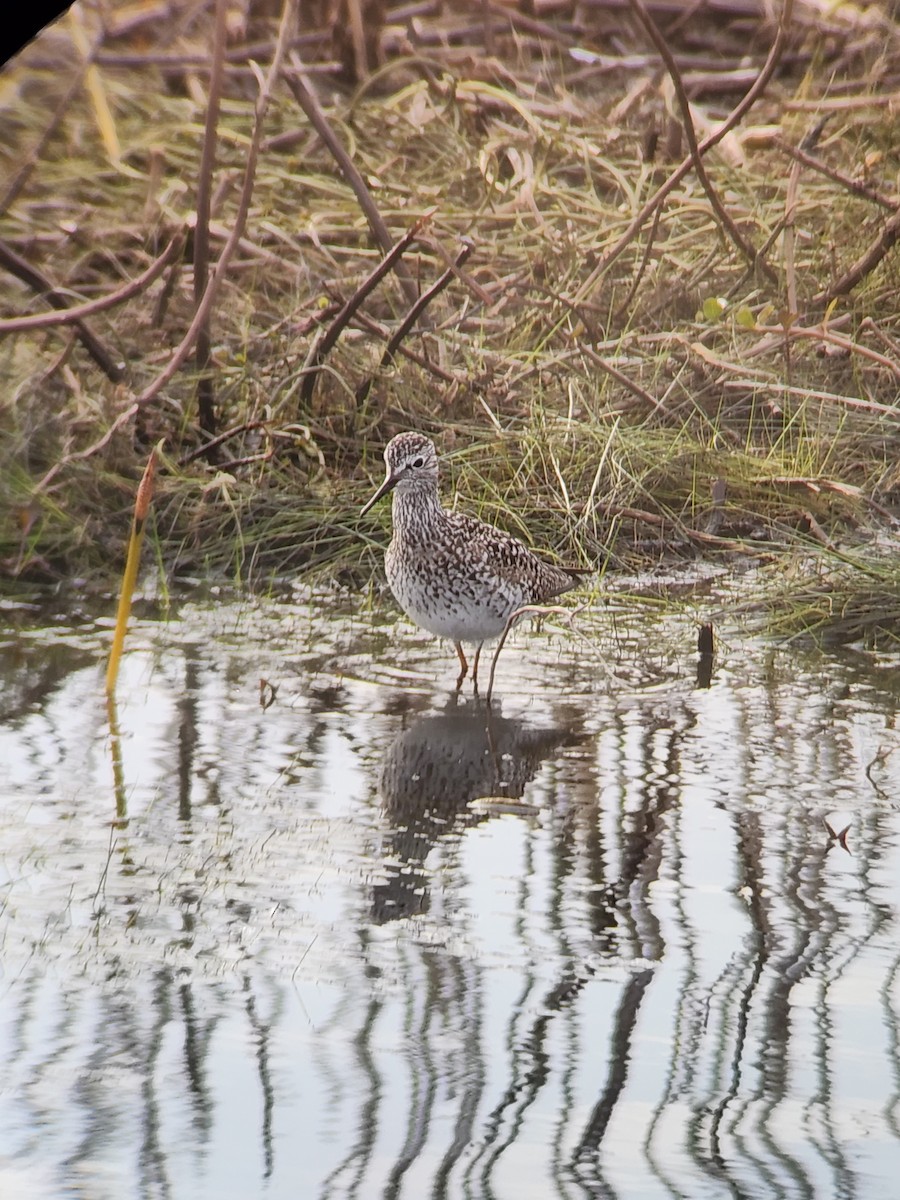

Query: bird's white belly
386,552,521,644
397,587,509,643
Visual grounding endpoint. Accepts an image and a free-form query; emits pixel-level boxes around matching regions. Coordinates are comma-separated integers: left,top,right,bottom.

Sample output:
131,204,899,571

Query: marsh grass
724,542,900,647
1,1,899,639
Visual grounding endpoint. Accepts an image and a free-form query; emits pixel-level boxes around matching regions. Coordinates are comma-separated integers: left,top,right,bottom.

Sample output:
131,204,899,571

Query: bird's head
361,432,439,514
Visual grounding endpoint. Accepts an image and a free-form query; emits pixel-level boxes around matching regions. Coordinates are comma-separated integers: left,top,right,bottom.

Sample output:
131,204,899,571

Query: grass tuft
2,1,900,640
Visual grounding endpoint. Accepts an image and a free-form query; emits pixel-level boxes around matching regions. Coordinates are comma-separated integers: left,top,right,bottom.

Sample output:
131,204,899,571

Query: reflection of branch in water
611,715,685,960
474,964,621,1195
179,982,214,1138
715,671,899,1196
384,952,443,1198
372,697,578,923
106,690,128,826
318,995,383,1200
570,968,656,1174
0,642,95,724
883,954,900,1143
864,744,898,800
139,969,176,1196
432,956,485,1192
241,974,275,1180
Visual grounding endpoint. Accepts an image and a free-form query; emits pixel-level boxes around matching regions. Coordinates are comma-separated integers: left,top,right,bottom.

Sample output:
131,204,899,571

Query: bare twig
751,322,900,381
721,378,900,418
349,310,459,383
151,244,184,328
783,157,801,318
0,231,184,333
577,0,793,303
0,237,124,381
0,39,102,214
860,317,900,361
426,235,493,306
95,37,327,66
355,238,474,404
386,240,474,356
193,0,228,454
578,341,666,412
300,211,432,406
179,419,270,465
781,147,801,387
813,209,900,306
285,54,420,308
132,0,297,405
614,204,663,322
33,0,299,492
486,1,577,45
628,0,774,281
775,138,900,213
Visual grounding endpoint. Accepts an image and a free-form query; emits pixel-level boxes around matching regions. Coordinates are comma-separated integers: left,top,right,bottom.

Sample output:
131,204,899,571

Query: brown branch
95,37,325,65
194,0,228,454
0,237,124,381
752,321,900,381
426,235,493,305
355,239,475,405
349,310,459,383
179,419,270,466
783,153,801,320
578,342,666,412
627,0,774,282
33,0,299,493
613,204,663,322
486,1,578,45
385,240,475,357
578,0,793,303
860,317,900,361
813,209,900,306
151,245,184,328
300,211,433,406
284,54,420,309
775,138,900,213
0,232,184,333
0,39,102,215
721,379,899,418
139,0,297,400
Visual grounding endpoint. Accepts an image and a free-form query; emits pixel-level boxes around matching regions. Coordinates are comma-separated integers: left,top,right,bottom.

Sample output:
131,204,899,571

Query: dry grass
1,0,899,636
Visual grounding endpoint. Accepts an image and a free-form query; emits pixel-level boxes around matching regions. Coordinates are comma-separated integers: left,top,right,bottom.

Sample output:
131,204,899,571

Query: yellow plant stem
106,449,158,694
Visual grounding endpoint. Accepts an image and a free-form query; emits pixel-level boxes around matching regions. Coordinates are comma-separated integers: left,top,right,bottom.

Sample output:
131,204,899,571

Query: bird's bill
360,471,398,515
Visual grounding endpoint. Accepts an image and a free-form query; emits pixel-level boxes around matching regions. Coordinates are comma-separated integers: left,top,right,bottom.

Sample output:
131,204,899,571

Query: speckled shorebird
361,432,585,690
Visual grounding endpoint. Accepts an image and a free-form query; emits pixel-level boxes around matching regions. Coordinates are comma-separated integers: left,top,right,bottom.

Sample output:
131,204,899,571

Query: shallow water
2,588,900,1199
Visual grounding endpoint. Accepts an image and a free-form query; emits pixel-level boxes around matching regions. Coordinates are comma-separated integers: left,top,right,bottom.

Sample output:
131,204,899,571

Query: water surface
1,588,899,1199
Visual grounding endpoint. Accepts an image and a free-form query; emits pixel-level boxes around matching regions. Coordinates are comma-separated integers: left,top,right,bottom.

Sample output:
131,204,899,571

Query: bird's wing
442,512,574,591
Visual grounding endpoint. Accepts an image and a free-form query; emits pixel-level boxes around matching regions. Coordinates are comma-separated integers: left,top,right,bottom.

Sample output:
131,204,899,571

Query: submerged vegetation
1,0,899,640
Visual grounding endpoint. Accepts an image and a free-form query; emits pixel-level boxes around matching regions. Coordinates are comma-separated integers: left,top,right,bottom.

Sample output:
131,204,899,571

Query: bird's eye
411,457,424,468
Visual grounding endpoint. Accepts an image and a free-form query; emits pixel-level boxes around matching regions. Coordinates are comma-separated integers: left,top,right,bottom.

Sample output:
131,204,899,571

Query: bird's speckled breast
386,536,522,642
384,502,573,645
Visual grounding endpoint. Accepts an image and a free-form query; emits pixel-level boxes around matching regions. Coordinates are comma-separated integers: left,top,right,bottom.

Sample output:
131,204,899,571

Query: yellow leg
454,642,468,691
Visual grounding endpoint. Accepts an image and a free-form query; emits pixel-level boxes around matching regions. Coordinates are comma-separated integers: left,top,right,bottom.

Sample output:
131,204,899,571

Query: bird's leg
471,643,483,693
454,642,469,691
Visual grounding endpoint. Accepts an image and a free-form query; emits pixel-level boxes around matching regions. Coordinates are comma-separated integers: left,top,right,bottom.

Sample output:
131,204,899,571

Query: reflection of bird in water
361,432,587,690
372,697,575,922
